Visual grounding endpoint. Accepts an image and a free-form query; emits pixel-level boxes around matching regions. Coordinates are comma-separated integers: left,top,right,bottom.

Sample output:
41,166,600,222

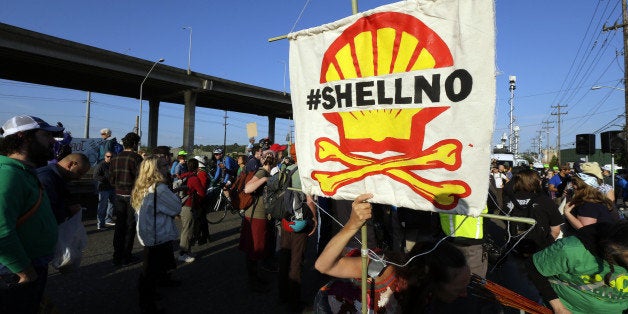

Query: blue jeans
97,189,115,227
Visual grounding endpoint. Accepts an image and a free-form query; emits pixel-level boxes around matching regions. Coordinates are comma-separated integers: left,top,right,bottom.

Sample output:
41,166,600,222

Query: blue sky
1,0,625,154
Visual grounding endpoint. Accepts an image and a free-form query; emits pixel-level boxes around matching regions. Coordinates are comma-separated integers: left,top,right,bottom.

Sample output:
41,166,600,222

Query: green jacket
0,156,57,273
533,236,628,313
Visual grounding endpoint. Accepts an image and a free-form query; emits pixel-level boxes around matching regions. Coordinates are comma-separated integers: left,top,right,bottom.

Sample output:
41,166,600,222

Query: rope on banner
268,0,312,42
291,186,538,269
268,0,361,42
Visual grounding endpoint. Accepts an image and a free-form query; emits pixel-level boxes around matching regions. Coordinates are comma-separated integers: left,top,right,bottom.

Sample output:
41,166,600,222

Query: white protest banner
70,138,104,165
289,0,495,216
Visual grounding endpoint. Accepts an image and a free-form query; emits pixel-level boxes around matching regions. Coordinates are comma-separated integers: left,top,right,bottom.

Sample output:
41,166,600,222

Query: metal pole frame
139,58,164,147
183,26,192,75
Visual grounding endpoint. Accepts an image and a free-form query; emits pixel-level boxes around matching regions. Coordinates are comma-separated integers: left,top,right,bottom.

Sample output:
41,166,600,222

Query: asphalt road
44,211,310,314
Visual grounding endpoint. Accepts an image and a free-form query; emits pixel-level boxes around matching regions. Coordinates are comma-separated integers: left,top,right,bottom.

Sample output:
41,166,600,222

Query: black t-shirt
572,202,616,225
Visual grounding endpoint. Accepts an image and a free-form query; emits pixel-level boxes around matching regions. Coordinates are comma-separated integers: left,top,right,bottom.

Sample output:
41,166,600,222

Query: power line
551,104,568,164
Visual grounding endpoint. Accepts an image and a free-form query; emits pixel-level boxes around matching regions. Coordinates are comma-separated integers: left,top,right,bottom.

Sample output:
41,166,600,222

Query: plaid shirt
109,151,143,195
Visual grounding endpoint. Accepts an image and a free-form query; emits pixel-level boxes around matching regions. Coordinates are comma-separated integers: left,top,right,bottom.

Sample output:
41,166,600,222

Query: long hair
570,175,614,210
261,150,276,167
187,158,199,172
131,156,167,211
512,169,542,194
394,241,467,313
600,221,628,285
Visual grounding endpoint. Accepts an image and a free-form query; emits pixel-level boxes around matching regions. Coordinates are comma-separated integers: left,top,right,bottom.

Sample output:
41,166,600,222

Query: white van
491,153,515,168
515,158,529,167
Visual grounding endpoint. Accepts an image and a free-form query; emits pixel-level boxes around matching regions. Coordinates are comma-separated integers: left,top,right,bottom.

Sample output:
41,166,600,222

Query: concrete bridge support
267,115,276,144
147,99,160,149
183,90,197,153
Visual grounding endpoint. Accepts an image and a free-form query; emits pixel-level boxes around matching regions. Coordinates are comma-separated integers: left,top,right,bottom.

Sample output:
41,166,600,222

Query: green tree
549,155,559,170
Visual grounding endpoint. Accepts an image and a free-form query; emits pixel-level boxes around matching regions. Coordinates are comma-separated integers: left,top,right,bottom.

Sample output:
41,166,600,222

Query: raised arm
314,193,373,279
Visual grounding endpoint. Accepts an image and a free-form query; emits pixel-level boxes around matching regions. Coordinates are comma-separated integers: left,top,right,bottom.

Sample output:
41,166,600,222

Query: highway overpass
0,22,292,150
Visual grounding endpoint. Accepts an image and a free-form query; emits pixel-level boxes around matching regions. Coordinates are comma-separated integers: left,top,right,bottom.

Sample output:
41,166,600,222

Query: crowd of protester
0,114,626,313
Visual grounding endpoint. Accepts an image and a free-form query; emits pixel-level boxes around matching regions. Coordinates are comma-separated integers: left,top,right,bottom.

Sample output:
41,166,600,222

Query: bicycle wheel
206,194,228,224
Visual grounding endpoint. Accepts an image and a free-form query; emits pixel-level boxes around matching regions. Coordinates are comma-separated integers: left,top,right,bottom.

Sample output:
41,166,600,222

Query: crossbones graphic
311,107,470,210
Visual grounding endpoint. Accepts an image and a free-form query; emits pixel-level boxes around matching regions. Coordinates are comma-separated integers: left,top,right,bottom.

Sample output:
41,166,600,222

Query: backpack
228,170,257,210
263,166,300,220
112,138,123,155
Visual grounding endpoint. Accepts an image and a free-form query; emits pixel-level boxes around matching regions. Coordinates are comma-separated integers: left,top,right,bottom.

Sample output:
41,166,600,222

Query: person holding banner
314,193,471,313
245,137,255,157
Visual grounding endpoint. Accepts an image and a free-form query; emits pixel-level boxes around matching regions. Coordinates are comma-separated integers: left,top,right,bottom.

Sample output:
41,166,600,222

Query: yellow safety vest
439,207,488,239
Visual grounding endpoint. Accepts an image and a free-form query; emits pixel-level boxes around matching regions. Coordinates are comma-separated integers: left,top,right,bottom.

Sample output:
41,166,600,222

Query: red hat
269,143,287,152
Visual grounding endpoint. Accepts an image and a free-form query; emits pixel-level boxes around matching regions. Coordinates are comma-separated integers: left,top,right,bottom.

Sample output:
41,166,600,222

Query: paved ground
44,211,315,314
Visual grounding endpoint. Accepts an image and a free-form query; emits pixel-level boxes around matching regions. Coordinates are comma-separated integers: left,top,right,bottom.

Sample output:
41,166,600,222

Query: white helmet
193,156,206,166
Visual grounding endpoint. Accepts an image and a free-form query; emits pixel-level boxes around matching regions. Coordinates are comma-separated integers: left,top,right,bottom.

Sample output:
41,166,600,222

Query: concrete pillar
267,115,276,144
183,90,197,153
147,100,160,149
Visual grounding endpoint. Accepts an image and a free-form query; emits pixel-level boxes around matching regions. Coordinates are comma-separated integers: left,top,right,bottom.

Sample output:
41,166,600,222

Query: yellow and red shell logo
320,12,453,83
312,12,470,210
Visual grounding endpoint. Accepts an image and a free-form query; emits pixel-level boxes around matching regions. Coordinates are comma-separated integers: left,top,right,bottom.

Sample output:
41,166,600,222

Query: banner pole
268,34,287,42
360,224,368,313
346,0,367,308
346,0,368,308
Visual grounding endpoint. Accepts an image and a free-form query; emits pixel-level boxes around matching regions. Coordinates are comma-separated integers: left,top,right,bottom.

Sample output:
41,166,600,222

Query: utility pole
537,129,544,160
223,110,228,152
551,104,568,165
602,0,628,167
531,137,539,157
84,91,91,138
542,120,554,163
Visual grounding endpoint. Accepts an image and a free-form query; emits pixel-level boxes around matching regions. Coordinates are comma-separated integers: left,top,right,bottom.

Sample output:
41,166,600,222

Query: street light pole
508,76,516,152
139,58,165,146
183,27,192,75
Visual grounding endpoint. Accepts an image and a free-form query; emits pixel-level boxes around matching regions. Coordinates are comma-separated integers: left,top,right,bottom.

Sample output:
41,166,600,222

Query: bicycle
205,183,245,224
